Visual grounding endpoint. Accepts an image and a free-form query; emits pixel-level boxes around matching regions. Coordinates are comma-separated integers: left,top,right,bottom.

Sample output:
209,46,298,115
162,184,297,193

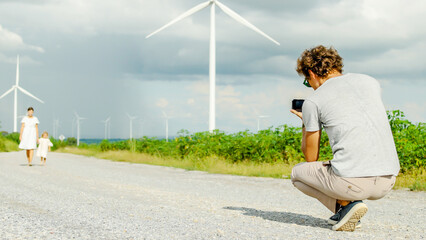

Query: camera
292,99,305,112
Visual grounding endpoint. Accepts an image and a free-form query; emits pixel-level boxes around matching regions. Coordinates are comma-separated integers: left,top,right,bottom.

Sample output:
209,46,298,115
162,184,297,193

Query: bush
5,132,20,144
387,110,425,173
100,139,112,151
66,137,77,146
52,110,424,172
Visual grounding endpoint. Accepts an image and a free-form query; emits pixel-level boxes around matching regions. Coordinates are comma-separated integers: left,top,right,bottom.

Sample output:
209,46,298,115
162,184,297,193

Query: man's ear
308,70,317,80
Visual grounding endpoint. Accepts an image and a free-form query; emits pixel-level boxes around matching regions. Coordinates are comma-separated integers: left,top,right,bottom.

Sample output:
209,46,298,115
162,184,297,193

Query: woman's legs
26,150,30,165
28,149,34,165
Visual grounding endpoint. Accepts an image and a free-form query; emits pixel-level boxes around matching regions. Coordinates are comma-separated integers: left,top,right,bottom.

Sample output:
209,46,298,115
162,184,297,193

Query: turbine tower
74,112,86,146
126,113,137,139
102,117,111,139
257,115,270,132
53,118,60,139
0,55,44,132
162,111,174,142
146,0,280,132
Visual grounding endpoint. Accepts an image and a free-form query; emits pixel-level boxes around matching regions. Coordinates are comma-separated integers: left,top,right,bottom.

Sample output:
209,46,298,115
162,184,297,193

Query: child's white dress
36,138,53,158
18,116,39,150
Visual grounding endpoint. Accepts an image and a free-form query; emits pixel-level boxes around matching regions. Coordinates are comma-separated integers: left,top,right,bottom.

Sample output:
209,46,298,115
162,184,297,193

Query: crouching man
290,45,400,232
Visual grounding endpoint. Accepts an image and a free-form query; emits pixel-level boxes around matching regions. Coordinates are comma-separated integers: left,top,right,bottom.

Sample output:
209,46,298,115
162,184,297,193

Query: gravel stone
0,151,424,239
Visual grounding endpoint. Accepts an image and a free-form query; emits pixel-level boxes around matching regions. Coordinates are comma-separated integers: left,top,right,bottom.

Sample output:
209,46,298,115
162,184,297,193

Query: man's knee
290,162,305,183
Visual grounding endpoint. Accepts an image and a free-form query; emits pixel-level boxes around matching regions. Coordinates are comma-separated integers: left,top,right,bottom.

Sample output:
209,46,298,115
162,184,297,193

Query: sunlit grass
57,147,295,179
395,168,426,191
57,147,424,190
0,137,19,152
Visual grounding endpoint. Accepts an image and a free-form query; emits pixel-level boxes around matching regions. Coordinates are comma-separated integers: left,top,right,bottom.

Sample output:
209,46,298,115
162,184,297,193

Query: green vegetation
56,110,424,191
0,132,19,152
1,111,423,190
56,147,295,179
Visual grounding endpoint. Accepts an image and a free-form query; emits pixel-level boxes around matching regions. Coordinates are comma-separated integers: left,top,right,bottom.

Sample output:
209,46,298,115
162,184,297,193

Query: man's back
303,73,400,177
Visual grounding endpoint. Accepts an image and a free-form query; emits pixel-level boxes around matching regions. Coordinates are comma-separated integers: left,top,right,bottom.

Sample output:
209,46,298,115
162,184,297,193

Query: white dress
18,116,39,150
36,138,53,158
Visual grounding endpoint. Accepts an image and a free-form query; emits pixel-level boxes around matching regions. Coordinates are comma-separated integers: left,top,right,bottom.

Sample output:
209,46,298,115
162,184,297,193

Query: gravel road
0,151,424,239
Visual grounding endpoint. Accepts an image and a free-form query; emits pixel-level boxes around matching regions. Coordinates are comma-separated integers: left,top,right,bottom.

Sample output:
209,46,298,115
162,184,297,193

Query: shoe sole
328,219,362,229
332,203,368,232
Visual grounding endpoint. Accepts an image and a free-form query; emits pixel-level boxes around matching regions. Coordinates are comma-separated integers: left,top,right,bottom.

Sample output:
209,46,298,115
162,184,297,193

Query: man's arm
301,128,321,162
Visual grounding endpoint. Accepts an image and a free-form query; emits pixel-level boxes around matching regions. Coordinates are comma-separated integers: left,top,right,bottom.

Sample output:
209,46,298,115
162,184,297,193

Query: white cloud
403,102,426,123
156,98,169,108
187,98,195,105
0,25,44,53
346,42,426,76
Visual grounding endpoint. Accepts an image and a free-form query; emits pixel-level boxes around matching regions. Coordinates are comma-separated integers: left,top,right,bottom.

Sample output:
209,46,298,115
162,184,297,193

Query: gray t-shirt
302,73,400,177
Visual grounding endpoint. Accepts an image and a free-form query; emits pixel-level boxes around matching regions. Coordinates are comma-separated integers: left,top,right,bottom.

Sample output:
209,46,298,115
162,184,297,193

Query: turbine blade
146,1,211,39
162,110,168,118
16,55,20,85
0,87,15,100
215,1,280,46
17,86,44,103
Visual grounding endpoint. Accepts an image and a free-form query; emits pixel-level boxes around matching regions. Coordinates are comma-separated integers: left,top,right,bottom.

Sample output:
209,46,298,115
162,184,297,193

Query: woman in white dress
19,107,40,166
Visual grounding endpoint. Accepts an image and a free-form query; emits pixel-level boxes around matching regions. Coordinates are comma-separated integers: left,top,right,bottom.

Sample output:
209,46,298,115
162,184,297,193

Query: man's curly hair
296,45,344,78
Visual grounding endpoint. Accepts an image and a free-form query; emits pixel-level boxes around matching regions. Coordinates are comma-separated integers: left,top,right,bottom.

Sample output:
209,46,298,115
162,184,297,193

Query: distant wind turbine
146,0,280,133
102,117,111,139
53,118,60,139
162,111,174,142
257,115,270,132
74,112,86,146
0,55,44,132
126,113,137,139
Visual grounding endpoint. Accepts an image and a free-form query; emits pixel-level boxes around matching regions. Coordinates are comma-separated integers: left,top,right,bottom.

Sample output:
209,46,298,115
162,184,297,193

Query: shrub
66,137,77,146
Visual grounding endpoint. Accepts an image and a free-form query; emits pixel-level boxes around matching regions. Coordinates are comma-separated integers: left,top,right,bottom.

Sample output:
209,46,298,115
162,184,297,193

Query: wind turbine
146,0,279,132
126,113,137,139
74,112,86,146
0,55,44,132
102,117,111,139
257,115,270,132
53,118,60,139
162,111,175,142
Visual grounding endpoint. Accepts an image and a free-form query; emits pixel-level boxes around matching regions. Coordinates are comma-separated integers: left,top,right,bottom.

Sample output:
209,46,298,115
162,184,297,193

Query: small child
36,131,53,165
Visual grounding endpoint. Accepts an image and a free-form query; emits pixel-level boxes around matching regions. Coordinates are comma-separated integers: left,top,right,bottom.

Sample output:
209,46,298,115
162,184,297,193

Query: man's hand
290,109,303,120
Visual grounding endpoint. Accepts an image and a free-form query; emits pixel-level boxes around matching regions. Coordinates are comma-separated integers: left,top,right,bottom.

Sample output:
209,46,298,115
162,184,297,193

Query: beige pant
291,161,396,213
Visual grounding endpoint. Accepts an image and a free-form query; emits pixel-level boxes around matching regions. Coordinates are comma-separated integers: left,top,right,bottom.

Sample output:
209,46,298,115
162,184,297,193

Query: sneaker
331,200,368,231
328,213,362,228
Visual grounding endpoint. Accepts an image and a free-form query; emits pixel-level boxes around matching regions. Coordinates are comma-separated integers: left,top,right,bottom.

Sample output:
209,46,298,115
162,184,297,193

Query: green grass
394,168,426,191
0,137,19,152
56,147,295,179
56,147,425,190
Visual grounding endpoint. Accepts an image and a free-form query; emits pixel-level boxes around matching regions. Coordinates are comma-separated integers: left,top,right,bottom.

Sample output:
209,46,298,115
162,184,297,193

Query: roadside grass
0,137,19,152
56,147,424,191
56,147,295,179
394,169,426,191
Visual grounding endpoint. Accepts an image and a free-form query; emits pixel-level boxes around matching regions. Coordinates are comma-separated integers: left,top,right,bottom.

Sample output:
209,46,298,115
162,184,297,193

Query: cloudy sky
0,0,425,139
